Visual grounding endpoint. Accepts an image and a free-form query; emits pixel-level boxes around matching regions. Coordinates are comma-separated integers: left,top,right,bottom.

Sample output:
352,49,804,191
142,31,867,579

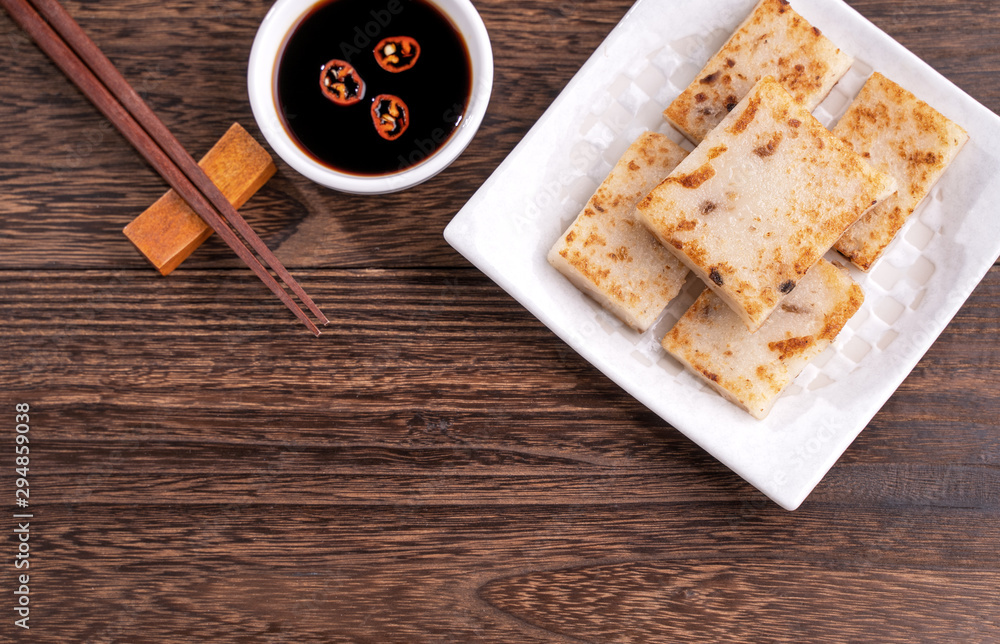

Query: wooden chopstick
1,0,328,336
30,0,329,329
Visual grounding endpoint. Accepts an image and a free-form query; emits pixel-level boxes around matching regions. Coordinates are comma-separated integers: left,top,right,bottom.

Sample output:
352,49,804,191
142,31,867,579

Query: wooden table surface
2,0,998,641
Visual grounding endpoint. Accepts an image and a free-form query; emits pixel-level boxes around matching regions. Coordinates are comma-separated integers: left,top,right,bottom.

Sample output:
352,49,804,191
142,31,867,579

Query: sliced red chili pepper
319,59,365,106
373,36,421,73
370,94,409,141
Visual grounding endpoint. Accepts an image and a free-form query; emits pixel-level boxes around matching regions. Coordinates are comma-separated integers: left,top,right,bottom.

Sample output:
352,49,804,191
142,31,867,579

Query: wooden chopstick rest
124,122,276,275
3,0,322,333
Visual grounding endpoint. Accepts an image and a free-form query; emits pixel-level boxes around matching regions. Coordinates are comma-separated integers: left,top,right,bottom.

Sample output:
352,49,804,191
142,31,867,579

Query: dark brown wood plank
2,268,997,510
1,0,999,641
2,265,995,641
481,559,1000,643
20,504,1000,642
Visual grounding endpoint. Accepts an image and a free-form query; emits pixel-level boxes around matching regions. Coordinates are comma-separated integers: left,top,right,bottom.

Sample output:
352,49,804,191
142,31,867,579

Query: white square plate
444,0,1000,509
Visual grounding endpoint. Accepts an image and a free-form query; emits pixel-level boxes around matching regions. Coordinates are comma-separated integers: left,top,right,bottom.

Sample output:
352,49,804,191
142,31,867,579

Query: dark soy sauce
275,0,473,176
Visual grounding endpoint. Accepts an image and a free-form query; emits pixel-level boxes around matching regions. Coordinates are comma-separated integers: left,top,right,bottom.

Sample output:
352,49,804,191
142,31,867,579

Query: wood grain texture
481,560,1000,642
1,0,999,641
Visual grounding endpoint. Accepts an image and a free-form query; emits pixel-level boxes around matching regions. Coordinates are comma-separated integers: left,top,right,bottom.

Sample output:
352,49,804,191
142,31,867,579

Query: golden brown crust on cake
664,0,852,143
548,132,690,332
832,72,969,270
662,259,864,419
639,77,894,332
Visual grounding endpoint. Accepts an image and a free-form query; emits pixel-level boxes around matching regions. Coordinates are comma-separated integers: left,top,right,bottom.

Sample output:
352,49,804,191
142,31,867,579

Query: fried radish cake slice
833,72,969,271
664,0,852,144
548,132,690,332
662,259,863,419
638,77,894,332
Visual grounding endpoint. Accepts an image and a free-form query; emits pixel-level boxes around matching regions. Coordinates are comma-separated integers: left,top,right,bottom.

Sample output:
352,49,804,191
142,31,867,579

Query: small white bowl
247,0,493,194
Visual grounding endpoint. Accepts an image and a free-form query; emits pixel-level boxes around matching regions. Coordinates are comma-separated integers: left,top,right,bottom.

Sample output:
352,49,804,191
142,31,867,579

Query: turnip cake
664,0,852,143
662,259,863,419
833,72,969,270
548,132,690,332
638,77,895,332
